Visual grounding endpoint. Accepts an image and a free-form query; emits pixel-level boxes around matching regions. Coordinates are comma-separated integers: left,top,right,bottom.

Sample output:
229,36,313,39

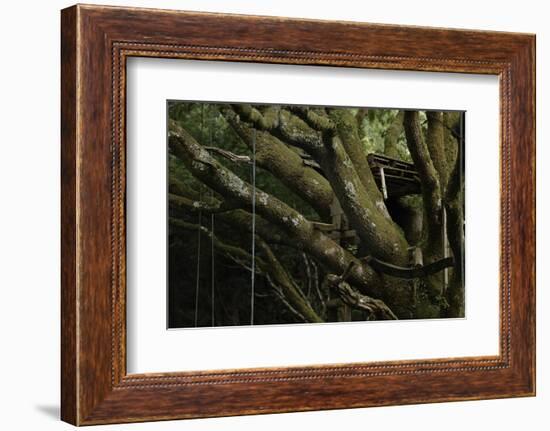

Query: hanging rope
194,198,202,327
250,128,257,325
194,105,205,327
209,111,215,327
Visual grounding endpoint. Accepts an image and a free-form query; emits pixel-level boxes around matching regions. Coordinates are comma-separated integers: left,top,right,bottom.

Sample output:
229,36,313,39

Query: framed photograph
61,4,535,425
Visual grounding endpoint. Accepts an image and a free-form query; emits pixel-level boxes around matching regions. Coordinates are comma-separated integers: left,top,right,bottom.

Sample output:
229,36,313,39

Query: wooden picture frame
61,4,535,425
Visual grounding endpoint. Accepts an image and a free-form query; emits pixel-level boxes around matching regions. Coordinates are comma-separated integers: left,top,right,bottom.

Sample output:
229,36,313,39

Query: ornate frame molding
61,5,535,425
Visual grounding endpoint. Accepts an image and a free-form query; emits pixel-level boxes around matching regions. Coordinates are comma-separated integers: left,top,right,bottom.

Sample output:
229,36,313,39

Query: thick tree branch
256,239,322,323
169,119,385,299
228,104,324,154
355,108,368,133
275,109,324,154
170,218,260,267
404,110,443,248
168,184,294,247
170,218,322,323
288,106,336,133
222,106,334,218
426,111,449,193
328,108,391,219
169,104,466,321
235,104,411,264
252,107,409,264
204,146,251,164
446,148,463,205
230,104,280,130
444,130,465,317
317,132,409,264
324,264,397,320
384,111,404,159
445,114,464,206
335,281,398,320
169,193,240,214
265,275,309,323
443,112,462,171
444,200,464,317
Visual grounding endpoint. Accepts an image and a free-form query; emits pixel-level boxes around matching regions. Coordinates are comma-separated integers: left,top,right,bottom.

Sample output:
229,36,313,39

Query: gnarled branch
168,183,294,248
426,111,448,193
170,218,322,323
169,193,240,214
169,119,385,298
384,111,404,159
287,106,336,133
205,146,251,164
221,106,333,218
324,265,397,320
230,104,280,130
404,110,443,248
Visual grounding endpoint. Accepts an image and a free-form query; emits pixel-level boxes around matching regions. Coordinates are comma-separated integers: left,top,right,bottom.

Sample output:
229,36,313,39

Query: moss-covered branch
426,111,448,193
287,106,336,132
168,183,293,247
444,134,465,317
229,104,323,155
317,131,409,264
170,218,322,323
328,108,390,218
226,103,403,264
222,106,334,219
168,193,240,214
169,119,386,300
230,104,280,130
256,239,322,323
274,109,324,154
384,111,404,159
323,263,397,320
404,110,443,250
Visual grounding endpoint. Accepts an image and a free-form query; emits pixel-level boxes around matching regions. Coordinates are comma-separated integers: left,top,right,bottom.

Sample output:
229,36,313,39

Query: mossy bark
169,122,387,300
171,218,323,323
169,104,465,321
384,111,404,159
223,107,334,219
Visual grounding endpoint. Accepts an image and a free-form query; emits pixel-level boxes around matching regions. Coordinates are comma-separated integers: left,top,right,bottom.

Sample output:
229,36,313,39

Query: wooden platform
367,153,421,198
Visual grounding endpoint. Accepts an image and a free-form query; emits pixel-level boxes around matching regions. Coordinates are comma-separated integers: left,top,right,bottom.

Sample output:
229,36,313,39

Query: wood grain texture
60,4,536,425
60,5,78,425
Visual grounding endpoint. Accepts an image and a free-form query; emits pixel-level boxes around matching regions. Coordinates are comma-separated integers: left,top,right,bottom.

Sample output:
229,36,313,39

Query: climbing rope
194,195,202,328
250,128,257,325
194,105,205,327
210,111,215,327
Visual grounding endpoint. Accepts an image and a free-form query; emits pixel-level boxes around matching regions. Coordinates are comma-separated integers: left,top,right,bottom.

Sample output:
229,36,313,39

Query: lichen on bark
168,103,465,323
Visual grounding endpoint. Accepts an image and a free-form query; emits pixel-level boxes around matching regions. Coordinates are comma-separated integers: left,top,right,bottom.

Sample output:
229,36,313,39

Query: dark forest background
167,102,464,328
